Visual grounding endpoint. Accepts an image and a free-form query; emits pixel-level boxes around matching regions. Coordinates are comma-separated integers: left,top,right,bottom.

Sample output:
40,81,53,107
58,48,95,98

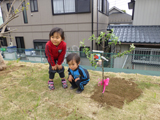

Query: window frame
51,0,91,15
98,0,109,16
30,0,38,12
132,48,160,65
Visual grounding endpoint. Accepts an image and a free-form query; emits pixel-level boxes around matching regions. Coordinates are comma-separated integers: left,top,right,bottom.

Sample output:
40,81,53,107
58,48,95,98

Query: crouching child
66,53,90,94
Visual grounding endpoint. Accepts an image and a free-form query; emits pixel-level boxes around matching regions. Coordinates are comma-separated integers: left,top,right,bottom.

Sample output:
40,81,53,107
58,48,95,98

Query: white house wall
133,0,160,25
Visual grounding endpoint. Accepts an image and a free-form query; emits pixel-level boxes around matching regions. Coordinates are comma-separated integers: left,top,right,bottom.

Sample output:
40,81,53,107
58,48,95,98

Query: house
128,0,160,25
109,6,132,25
1,0,109,52
108,0,160,70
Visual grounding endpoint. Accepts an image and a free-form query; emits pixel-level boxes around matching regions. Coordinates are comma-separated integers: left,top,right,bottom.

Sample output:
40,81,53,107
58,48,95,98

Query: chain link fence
1,48,160,76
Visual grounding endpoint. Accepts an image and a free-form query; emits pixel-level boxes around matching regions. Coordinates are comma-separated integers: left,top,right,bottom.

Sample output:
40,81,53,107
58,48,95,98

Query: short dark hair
66,53,80,64
49,27,65,40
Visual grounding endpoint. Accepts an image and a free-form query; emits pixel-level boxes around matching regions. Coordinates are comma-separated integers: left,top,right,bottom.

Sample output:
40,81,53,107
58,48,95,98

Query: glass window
6,3,14,14
15,37,25,53
79,46,90,58
103,0,106,14
53,0,64,14
34,42,46,49
53,0,75,14
22,1,28,23
98,0,102,12
30,0,38,12
98,0,109,16
0,37,7,47
52,0,90,14
64,0,75,13
34,42,47,55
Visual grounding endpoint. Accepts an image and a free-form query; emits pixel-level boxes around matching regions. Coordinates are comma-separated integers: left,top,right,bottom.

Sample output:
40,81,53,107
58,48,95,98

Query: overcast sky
108,0,132,15
0,0,132,17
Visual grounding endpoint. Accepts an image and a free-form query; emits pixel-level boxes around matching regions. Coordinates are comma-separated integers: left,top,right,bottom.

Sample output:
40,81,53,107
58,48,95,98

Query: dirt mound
91,77,142,108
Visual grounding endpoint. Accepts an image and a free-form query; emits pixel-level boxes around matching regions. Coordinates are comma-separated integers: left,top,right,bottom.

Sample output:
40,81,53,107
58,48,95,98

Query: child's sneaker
61,79,68,89
48,81,55,90
76,88,83,94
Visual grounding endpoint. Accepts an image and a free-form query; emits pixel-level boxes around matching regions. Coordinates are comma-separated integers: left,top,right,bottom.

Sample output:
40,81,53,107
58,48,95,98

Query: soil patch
0,65,25,77
91,77,142,108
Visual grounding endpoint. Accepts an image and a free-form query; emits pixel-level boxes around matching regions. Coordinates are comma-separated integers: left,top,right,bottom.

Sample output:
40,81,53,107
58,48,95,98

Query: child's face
50,32,63,46
68,60,80,71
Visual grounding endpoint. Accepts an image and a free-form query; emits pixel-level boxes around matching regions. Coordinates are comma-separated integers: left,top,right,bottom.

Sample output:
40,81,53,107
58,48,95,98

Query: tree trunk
0,53,6,71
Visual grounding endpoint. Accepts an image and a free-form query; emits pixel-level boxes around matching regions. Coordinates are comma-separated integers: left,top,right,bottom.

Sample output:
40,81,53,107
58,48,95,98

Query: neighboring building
128,0,160,25
109,6,132,25
108,0,160,70
1,0,109,52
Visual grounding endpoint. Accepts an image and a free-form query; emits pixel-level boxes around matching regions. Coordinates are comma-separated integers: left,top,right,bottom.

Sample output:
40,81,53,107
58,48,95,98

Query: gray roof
108,25,160,44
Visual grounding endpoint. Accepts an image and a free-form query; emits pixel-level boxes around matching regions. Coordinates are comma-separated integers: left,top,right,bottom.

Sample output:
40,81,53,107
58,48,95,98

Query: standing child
45,27,68,90
66,53,90,94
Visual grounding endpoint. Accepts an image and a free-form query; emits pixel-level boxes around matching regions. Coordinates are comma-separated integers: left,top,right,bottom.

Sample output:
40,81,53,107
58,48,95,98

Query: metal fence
1,48,160,76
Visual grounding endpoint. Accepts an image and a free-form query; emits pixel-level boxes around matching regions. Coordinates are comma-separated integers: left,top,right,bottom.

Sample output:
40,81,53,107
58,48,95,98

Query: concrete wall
133,0,160,25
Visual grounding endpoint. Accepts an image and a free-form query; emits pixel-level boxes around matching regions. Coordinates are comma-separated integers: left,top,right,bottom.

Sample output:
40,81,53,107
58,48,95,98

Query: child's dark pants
69,79,89,90
49,63,65,79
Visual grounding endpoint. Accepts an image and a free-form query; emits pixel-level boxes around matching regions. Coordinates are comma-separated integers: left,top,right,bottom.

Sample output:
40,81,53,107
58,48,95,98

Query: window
98,0,109,16
6,3,14,14
0,37,7,47
22,1,28,23
34,42,46,55
52,0,90,14
34,42,46,50
79,46,90,57
30,0,38,12
15,37,25,53
132,48,160,65
33,40,48,55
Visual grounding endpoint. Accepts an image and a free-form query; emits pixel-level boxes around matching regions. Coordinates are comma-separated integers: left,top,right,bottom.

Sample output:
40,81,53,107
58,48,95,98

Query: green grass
136,81,159,90
0,61,160,120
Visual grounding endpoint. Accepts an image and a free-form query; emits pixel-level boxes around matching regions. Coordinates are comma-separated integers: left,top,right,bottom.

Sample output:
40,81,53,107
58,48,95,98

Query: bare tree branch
0,14,19,29
8,0,16,15
17,0,25,9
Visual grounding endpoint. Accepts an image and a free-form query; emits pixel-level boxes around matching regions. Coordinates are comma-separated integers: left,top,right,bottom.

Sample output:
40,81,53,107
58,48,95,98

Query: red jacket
45,40,66,66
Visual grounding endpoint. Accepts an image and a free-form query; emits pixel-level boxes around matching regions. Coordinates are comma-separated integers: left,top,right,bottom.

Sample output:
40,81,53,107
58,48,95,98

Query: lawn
0,61,160,120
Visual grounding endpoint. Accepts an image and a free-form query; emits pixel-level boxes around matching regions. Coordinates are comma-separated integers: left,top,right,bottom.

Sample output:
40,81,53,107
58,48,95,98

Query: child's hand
57,64,62,70
52,65,57,70
75,78,80,82
68,75,73,82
